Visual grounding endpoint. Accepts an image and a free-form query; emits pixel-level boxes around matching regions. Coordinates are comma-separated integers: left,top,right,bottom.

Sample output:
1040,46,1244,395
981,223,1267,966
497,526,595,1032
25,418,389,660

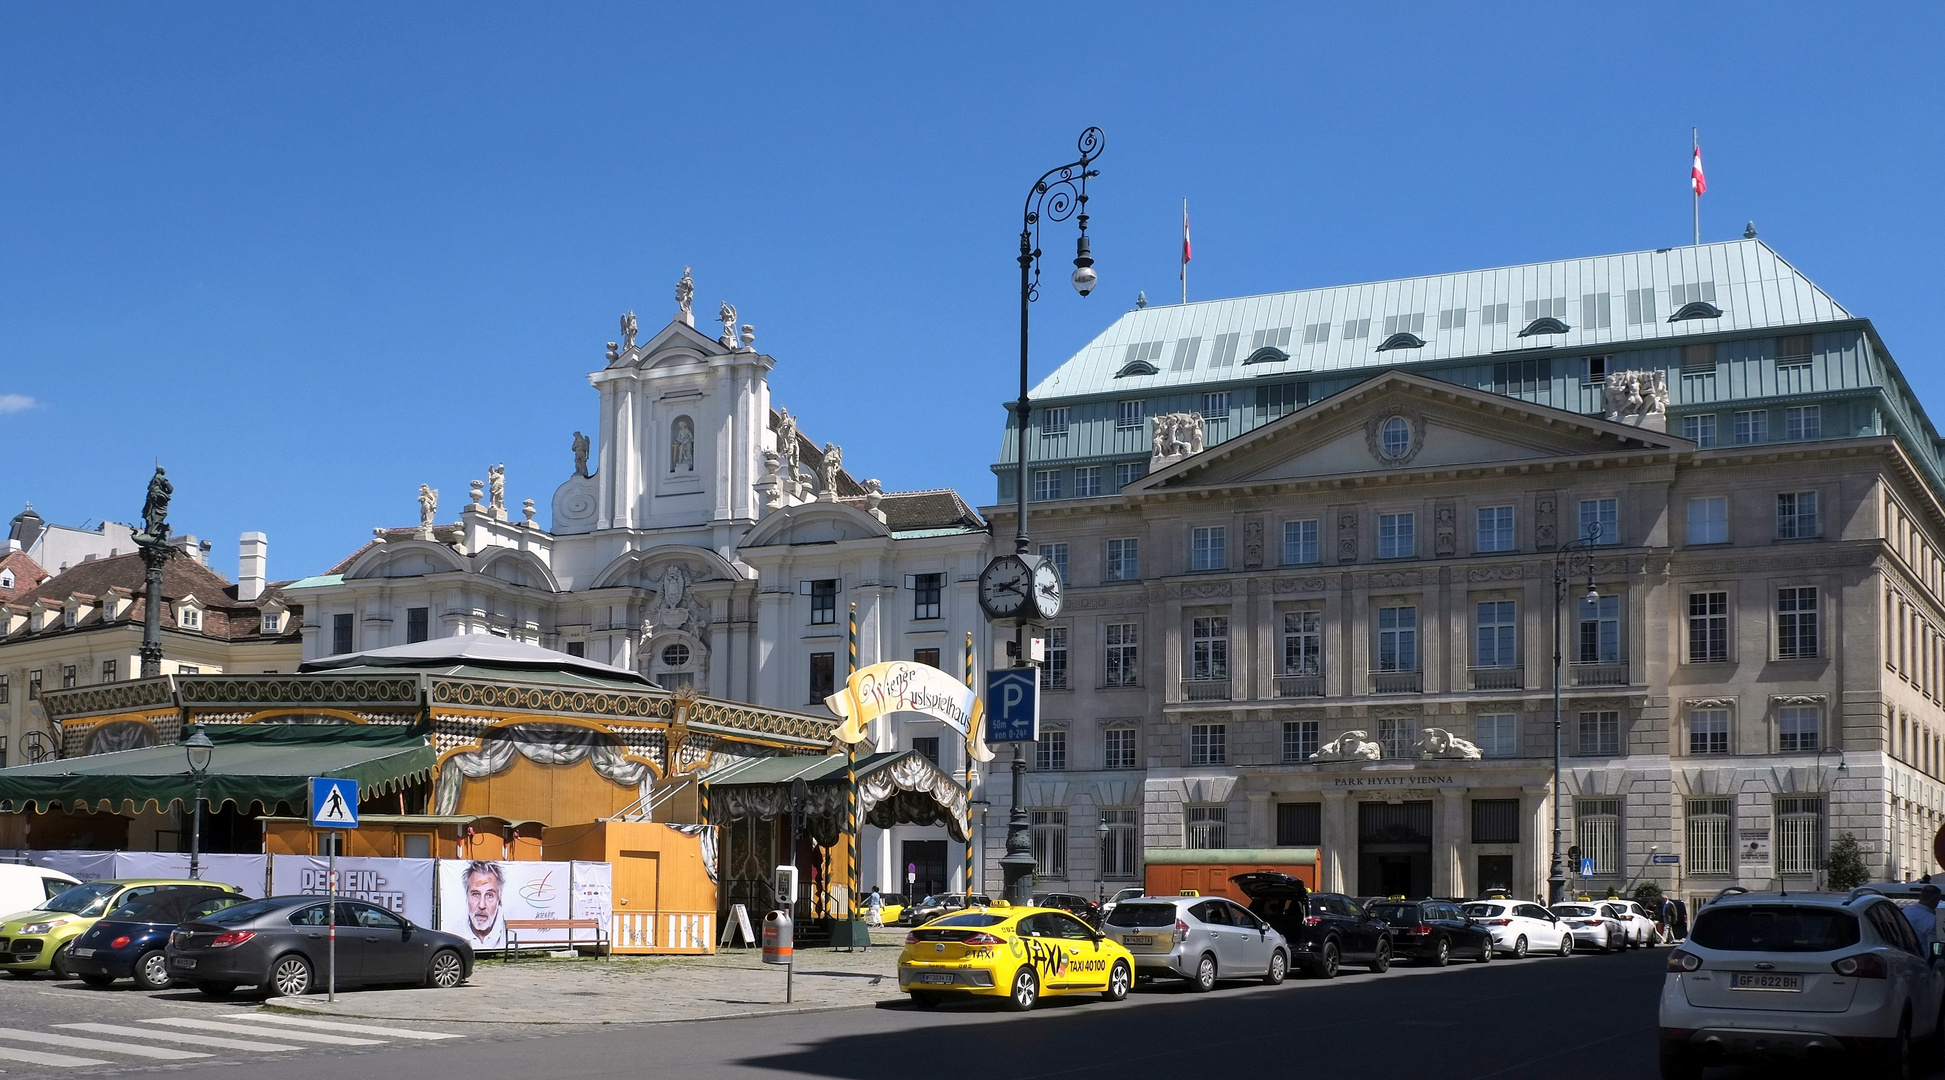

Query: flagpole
1692,128,1700,246
1180,198,1189,305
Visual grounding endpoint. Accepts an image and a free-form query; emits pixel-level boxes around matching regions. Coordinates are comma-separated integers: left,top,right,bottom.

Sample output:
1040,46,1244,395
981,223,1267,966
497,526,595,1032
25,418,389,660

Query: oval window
1381,417,1412,457
661,643,692,668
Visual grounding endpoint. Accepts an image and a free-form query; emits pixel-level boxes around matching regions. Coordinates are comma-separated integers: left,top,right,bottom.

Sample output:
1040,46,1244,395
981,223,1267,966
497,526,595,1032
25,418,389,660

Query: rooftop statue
676,266,694,324
136,466,173,545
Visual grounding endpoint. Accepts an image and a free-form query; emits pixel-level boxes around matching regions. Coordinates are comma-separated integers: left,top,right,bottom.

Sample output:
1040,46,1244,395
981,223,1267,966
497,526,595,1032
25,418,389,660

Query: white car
1551,901,1627,952
1460,899,1573,958
1610,898,1656,947
1659,887,1945,1079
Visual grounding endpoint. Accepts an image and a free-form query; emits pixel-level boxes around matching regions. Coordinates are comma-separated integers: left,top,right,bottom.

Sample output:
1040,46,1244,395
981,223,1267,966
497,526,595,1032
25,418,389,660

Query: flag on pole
1691,143,1707,196
1180,200,1192,279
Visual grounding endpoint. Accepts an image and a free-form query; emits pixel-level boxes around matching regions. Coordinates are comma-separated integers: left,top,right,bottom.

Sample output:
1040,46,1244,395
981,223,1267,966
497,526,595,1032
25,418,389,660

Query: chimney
238,532,267,602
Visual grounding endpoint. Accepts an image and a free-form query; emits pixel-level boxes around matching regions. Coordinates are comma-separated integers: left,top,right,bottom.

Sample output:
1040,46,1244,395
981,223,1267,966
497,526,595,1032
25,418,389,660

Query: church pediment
741,502,890,548
1136,370,1688,492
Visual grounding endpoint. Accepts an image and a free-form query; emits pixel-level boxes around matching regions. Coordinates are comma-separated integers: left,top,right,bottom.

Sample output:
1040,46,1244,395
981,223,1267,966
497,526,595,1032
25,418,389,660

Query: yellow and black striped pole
964,630,976,894
845,603,859,924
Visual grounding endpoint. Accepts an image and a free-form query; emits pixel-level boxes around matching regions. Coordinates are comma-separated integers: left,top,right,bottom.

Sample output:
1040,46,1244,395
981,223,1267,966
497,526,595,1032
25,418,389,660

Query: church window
661,643,691,668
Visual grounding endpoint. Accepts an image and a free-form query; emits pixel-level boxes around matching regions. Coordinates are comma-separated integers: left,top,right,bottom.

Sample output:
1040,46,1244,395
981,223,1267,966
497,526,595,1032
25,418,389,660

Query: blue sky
3,2,1940,583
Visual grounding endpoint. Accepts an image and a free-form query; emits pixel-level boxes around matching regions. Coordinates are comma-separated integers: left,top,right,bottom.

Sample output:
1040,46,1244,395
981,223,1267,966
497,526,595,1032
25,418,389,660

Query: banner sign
115,852,269,899
437,859,577,951
827,661,990,758
571,861,612,926
271,855,437,925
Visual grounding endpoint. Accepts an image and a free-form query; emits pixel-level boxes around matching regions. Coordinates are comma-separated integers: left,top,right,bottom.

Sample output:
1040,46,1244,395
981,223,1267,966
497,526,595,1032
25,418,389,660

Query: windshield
1689,906,1861,953
195,898,284,926
1460,903,1506,918
39,881,123,916
1105,903,1180,928
1368,904,1418,924
1553,905,1596,917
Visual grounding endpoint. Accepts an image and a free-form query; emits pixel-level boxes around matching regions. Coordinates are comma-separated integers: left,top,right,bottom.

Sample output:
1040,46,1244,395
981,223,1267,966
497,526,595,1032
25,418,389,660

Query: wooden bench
502,918,610,959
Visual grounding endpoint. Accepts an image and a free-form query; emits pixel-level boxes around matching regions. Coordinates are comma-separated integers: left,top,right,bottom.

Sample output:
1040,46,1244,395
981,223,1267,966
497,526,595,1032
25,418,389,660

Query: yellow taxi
898,904,1135,1010
0,879,239,978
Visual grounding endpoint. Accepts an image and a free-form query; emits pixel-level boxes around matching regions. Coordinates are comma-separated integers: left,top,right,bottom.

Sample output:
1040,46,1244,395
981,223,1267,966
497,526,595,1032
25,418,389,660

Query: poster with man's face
437,860,576,950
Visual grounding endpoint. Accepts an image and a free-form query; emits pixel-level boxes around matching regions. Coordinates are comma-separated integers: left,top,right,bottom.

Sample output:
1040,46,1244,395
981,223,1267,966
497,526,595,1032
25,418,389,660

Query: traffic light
1567,845,1582,865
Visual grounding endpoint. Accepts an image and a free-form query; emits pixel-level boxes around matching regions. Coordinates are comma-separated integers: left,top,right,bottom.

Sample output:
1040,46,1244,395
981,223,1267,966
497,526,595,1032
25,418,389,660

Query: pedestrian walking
865,885,884,928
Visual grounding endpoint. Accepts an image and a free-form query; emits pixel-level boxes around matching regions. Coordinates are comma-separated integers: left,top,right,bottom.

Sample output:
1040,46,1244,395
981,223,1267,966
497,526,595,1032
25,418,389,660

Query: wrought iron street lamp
183,727,214,880
1549,524,1602,905
1815,746,1847,890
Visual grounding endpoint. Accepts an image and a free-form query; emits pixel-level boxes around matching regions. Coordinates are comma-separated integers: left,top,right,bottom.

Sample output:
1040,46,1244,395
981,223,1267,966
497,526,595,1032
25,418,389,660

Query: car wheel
1316,940,1339,980
79,973,116,988
1427,937,1449,967
1512,935,1528,959
909,991,942,1009
195,982,236,999
1005,968,1039,1011
1190,952,1218,992
48,943,75,979
1102,960,1132,1001
1885,1010,1914,1080
268,954,313,998
1368,941,1390,974
1925,1001,1945,1072
1476,938,1493,964
1658,1046,1703,1080
132,949,172,991
1262,950,1287,986
426,949,465,989
1603,931,1617,954
1557,934,1573,957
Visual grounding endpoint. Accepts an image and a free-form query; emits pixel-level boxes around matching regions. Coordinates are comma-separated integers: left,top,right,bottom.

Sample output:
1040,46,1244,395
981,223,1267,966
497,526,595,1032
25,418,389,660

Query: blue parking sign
985,669,1039,743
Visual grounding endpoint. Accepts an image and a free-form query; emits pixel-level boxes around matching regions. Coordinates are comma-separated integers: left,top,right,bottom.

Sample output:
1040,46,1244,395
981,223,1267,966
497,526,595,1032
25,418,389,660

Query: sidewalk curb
259,996,902,1026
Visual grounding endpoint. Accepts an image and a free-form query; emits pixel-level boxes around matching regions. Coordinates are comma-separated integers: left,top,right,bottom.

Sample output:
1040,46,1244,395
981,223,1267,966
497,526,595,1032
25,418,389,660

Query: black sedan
69,886,246,990
1365,898,1496,966
1232,873,1394,977
1030,892,1102,926
167,896,473,998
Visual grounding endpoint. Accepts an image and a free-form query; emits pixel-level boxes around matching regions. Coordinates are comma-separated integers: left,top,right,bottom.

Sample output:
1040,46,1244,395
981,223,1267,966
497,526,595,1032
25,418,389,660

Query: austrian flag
1691,144,1707,196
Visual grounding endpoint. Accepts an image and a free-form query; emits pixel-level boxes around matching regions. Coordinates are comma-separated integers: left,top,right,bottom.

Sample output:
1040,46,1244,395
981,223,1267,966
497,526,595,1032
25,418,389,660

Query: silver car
1101,895,1290,990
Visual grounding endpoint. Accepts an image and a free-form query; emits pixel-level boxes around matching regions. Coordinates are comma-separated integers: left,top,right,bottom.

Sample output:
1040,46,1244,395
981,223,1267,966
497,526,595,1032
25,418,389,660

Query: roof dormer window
1668,301,1723,322
0,570,13,591
63,607,76,627
1517,317,1570,337
1376,332,1426,351
177,604,202,631
261,610,283,635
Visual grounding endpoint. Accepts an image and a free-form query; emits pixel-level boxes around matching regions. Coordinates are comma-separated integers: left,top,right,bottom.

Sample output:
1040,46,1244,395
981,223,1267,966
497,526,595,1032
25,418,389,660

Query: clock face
978,556,1032,619
1031,558,1063,619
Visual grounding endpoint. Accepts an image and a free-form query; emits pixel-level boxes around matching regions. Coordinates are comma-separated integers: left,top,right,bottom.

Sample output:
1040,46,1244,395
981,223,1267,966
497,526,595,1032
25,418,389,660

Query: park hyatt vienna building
982,238,1945,910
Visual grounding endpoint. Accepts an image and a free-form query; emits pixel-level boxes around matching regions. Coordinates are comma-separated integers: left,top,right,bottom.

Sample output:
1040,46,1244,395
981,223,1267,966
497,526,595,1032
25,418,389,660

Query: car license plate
171,957,197,969
70,948,95,958
920,973,954,984
1123,935,1152,946
1730,972,1801,992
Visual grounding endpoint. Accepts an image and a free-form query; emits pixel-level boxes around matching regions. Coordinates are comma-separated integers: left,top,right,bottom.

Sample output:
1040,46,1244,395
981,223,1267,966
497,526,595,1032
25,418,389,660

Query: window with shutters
1776,797,1825,874
1471,799,1521,844
1577,799,1621,875
1686,799,1733,875
1776,334,1812,363
1681,343,1717,374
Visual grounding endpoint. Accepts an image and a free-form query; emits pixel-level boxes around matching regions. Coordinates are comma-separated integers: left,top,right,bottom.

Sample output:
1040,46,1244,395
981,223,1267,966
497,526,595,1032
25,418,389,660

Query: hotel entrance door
1358,801,1433,898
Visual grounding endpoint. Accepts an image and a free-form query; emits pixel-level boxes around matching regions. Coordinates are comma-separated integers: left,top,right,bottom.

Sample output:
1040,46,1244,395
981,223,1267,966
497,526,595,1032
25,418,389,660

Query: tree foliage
1633,881,1664,906
1826,832,1870,892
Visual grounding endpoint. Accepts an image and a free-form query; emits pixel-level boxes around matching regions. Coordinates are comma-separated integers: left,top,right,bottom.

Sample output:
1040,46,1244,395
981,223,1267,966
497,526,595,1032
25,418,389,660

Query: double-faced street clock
977,553,1062,623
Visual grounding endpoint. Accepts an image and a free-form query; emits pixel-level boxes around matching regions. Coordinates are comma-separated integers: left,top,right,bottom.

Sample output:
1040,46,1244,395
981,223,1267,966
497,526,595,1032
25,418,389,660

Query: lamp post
787,776,809,912
1549,524,1602,905
1816,746,1848,890
182,727,214,880
969,794,991,895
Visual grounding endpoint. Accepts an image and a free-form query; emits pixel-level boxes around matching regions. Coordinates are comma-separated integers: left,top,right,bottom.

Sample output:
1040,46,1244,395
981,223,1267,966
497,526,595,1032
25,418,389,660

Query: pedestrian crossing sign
309,777,359,828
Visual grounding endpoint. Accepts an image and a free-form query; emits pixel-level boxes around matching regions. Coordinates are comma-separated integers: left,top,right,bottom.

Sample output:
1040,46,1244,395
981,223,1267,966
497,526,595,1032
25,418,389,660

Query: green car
1,879,241,978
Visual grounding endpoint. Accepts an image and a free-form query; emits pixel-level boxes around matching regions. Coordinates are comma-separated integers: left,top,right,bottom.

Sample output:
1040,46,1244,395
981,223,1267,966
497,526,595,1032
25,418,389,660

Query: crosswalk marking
57,1023,303,1052
0,1044,109,1068
136,1018,383,1045
221,1013,462,1040
0,1028,210,1061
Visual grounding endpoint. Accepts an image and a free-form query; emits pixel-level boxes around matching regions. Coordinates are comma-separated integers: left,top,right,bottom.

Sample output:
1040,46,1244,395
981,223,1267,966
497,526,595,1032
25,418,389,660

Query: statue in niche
417,484,438,530
572,431,591,478
620,310,638,350
676,266,694,322
670,416,696,472
487,463,506,513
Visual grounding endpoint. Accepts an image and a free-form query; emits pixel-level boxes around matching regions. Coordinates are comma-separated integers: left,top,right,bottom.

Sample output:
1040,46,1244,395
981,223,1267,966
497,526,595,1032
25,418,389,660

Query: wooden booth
1143,847,1322,900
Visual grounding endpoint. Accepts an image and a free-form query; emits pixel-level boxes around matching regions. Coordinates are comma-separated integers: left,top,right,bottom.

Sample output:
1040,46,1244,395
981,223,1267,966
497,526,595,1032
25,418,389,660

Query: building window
1105,623,1139,686
1687,591,1729,663
1115,462,1145,490
1039,544,1068,582
1577,799,1621,875
332,613,354,655
178,606,201,630
1776,587,1818,659
1117,400,1144,430
1304,321,1332,343
1277,802,1321,846
1191,527,1226,571
176,664,200,675
0,674,9,703
1623,288,1656,325
1778,705,1820,753
1784,405,1821,440
809,579,837,625
1189,723,1227,766
27,670,40,700
1380,417,1412,457
1776,797,1825,875
1100,809,1138,878
1471,799,1521,844
809,652,835,704
1476,714,1517,758
1033,470,1062,501
1438,307,1467,331
1186,805,1228,848
1681,414,1718,447
1041,627,1068,689
260,610,282,635
1577,710,1621,756
1734,409,1768,444
1475,601,1517,668
1378,512,1415,559
1202,390,1230,422
1031,810,1067,878
1476,506,1514,553
661,643,692,669
565,641,585,657
1377,606,1417,671
913,647,941,669
1282,720,1320,763
1041,406,1070,436
1776,491,1819,539
1190,617,1229,681
1564,594,1615,664
1281,610,1322,675
912,573,943,620
1105,538,1139,581
100,659,117,683
1687,798,1733,876
1074,466,1102,498
63,607,76,627
1688,496,1728,545
1479,302,1510,326
405,607,429,643
1342,318,1371,340
1578,498,1618,545
1283,519,1319,564
1688,709,1730,755
60,665,76,689
1034,729,1068,771
1377,717,1417,760
911,737,940,766
1104,728,1137,770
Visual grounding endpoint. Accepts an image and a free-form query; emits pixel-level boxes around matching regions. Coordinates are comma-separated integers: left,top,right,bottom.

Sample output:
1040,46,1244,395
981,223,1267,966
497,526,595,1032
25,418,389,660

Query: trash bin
762,909,794,966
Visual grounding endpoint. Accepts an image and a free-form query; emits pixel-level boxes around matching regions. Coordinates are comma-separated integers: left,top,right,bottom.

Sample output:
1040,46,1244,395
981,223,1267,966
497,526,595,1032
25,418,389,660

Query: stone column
1523,785,1551,899
1246,790,1272,848
1322,790,1352,892
1438,787,1465,897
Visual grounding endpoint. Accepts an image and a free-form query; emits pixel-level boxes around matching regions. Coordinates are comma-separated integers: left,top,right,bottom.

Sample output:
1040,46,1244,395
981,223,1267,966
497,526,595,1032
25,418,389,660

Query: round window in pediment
1380,417,1412,458
661,643,692,668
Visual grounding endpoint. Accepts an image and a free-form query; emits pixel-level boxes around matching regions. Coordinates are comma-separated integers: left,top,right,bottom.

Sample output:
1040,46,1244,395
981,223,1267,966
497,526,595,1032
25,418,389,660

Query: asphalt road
0,947,1930,1079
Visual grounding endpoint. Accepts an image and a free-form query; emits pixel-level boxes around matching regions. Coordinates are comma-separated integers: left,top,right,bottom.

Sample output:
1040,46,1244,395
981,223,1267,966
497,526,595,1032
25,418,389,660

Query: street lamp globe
1071,262,1097,297
183,728,214,776
1583,583,1600,605
1071,236,1097,297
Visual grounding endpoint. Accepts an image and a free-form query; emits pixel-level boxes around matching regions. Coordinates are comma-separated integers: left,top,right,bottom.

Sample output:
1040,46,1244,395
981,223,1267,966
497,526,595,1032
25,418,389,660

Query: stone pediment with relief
1135,371,1686,492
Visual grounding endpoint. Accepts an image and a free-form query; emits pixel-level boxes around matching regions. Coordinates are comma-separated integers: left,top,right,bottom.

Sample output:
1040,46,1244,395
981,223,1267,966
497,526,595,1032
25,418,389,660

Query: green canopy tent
0,724,435,815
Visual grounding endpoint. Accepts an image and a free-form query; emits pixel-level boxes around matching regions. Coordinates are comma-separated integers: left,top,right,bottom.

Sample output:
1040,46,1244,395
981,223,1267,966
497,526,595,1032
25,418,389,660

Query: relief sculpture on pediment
1337,511,1359,563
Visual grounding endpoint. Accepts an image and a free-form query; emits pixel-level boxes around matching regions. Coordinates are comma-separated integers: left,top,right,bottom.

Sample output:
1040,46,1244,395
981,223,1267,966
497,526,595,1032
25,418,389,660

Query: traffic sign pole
309,777,358,1004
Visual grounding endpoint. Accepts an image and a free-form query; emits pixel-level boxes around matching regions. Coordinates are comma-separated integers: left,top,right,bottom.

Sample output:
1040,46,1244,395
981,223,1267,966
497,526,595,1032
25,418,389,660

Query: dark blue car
68,885,246,990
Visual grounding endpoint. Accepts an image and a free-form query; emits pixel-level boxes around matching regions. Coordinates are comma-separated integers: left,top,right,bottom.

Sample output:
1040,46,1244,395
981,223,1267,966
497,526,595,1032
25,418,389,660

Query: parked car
1099,887,1144,922
1551,901,1627,953
1031,892,1102,926
69,887,247,989
1232,873,1393,977
1366,899,1495,966
0,865,80,922
1459,899,1573,958
1609,898,1656,947
1659,887,1945,1079
1101,894,1289,990
166,896,473,997
1,878,237,978
899,906,1134,1011
905,893,992,927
